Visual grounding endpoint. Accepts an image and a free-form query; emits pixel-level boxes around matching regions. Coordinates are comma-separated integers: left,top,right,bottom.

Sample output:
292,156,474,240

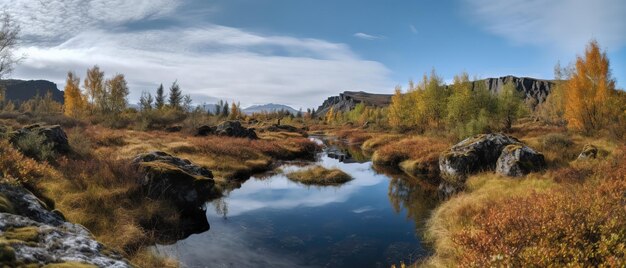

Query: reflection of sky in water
155,147,433,268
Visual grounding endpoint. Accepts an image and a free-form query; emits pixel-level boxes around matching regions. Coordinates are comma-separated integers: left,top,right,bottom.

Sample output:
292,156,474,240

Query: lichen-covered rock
496,144,546,177
133,151,216,210
0,183,131,267
578,144,598,160
215,121,258,139
10,124,70,153
439,133,521,183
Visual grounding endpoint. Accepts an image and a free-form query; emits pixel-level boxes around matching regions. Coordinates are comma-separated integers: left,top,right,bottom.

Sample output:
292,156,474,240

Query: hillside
316,76,556,115
0,79,64,103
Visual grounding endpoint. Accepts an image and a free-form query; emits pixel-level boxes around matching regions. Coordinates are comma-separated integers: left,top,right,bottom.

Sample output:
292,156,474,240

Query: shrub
452,180,625,267
13,131,55,162
67,128,93,158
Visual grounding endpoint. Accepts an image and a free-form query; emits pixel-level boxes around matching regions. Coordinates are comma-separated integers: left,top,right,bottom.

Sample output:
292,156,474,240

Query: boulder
578,144,598,160
165,125,183,132
439,133,521,183
496,144,546,177
265,124,300,133
215,121,258,139
0,183,130,267
195,125,216,136
132,151,216,210
10,124,70,153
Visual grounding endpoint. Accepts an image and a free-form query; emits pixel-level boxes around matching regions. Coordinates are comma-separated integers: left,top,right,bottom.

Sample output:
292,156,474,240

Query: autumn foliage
451,150,626,267
565,41,617,133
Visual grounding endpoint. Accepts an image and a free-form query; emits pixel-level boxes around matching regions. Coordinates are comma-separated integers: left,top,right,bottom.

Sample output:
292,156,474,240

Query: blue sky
3,0,625,109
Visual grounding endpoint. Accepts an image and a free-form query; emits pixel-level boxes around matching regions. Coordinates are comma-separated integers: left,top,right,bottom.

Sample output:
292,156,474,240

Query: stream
154,136,440,268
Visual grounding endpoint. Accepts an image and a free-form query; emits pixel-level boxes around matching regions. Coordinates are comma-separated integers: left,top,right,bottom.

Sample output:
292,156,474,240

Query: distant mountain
0,79,64,103
243,103,299,115
316,76,557,116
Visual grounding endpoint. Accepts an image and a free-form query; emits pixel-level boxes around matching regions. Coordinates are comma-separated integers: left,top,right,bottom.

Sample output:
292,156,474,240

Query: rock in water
0,183,131,267
133,151,216,210
578,144,598,160
439,133,521,184
496,144,546,177
215,121,258,139
10,124,70,154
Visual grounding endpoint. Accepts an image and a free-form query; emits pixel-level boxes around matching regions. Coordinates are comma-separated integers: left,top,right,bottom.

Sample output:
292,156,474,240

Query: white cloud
2,0,392,108
409,24,418,35
464,0,626,52
353,32,385,40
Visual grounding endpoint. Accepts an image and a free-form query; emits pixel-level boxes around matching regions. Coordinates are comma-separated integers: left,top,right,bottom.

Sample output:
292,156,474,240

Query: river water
155,137,440,268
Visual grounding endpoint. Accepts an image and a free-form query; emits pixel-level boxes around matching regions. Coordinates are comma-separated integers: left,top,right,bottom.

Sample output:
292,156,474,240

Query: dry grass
422,146,626,267
360,134,404,152
286,165,352,186
371,136,449,176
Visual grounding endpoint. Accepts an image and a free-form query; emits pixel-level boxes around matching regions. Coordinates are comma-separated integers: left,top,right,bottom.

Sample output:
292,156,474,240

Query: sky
2,0,625,109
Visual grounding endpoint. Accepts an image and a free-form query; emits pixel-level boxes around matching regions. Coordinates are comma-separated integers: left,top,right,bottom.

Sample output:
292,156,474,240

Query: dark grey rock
215,121,258,139
439,133,521,183
496,144,546,177
133,151,215,210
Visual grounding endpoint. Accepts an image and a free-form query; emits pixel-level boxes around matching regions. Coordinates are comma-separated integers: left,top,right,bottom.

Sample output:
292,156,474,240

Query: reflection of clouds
220,156,387,217
155,220,317,268
352,206,375,214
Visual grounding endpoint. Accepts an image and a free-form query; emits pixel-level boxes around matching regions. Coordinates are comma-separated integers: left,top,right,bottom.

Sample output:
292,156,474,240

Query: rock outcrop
195,121,258,139
263,124,304,134
316,76,556,116
195,125,216,136
316,91,393,116
495,144,546,177
133,151,216,210
439,133,545,183
0,79,64,104
578,144,598,160
215,121,258,139
10,124,70,154
0,183,130,267
473,76,556,108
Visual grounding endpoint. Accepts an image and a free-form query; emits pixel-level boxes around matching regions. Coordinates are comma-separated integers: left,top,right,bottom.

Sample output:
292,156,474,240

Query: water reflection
154,137,439,267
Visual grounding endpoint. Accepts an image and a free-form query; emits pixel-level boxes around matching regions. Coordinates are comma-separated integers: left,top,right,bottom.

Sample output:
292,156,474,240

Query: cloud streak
353,32,385,40
464,0,626,52
2,0,392,108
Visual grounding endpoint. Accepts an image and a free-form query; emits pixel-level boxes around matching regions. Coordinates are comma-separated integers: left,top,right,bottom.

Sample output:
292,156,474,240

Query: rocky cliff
472,76,556,106
0,79,64,103
316,76,556,116
316,91,393,116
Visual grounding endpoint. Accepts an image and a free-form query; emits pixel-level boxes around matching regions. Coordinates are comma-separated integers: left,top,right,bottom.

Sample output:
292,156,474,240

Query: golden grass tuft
371,136,449,176
286,165,352,186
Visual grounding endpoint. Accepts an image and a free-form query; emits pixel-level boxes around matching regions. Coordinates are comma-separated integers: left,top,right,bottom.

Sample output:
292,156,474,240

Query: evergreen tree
155,84,165,109
168,81,183,110
222,101,230,117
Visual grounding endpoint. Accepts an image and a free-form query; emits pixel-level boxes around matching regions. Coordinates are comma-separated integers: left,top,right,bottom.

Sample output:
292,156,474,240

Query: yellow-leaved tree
63,71,86,118
565,40,616,133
